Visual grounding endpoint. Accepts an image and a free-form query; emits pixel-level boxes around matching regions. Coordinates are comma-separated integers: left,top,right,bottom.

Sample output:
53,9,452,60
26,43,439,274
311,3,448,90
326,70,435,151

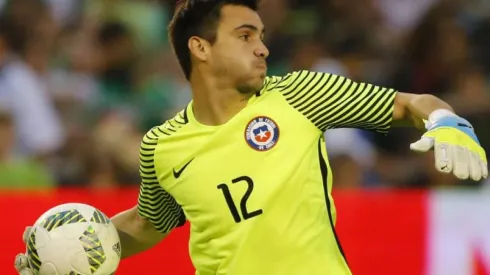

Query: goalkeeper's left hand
410,109,488,181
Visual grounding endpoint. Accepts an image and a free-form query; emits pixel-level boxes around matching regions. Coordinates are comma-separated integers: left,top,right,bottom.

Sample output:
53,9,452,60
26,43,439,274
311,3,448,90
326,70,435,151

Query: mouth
255,63,267,70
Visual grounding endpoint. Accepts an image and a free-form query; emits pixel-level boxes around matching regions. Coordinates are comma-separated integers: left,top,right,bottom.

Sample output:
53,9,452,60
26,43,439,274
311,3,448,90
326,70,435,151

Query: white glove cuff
428,109,457,123
425,109,457,129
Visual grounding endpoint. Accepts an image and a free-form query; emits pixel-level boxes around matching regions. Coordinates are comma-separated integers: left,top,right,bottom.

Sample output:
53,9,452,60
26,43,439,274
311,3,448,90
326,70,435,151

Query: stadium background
0,0,489,274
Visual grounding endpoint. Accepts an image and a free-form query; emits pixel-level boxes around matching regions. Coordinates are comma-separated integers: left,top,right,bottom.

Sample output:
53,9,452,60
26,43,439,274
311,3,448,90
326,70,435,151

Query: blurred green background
0,0,489,190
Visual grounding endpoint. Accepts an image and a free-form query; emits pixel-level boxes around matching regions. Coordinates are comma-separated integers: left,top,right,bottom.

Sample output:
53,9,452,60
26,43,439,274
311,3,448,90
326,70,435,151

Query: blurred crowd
0,0,488,189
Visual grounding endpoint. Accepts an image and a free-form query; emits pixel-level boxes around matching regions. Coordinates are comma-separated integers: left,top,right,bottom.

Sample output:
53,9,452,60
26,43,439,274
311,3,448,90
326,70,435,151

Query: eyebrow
235,24,265,34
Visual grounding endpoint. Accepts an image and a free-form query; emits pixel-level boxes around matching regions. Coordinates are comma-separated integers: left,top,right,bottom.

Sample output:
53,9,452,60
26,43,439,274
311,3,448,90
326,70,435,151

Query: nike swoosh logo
173,158,194,179
457,123,473,129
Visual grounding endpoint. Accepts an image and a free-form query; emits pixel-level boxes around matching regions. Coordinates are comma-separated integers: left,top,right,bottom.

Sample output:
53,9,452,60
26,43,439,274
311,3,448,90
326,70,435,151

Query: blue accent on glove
428,116,480,145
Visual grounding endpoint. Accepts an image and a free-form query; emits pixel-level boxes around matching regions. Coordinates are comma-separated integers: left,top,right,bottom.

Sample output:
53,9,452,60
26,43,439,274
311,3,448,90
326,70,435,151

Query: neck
190,73,253,126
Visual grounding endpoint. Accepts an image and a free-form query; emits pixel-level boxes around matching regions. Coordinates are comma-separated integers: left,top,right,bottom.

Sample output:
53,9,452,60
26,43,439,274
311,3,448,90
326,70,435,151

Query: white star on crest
257,129,268,139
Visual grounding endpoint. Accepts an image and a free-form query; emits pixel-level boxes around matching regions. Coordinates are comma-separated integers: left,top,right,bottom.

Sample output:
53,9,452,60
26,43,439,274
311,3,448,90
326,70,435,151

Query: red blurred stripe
1,188,428,275
333,189,428,275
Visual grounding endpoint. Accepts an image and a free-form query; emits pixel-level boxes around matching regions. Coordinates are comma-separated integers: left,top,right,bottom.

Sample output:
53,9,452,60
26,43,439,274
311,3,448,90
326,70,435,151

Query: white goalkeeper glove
14,226,59,275
410,109,488,181
15,226,34,275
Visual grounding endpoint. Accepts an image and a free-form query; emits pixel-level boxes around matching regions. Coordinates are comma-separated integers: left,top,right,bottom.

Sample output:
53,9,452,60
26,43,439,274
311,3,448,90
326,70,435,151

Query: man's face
208,5,269,94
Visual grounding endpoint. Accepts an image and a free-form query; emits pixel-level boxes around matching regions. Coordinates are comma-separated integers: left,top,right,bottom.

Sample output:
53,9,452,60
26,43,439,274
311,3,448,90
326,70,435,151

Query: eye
240,35,250,41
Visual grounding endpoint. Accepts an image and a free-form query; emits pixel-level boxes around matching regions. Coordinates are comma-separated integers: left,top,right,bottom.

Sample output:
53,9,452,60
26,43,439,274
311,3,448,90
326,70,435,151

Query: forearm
111,206,167,259
393,93,454,130
406,94,454,120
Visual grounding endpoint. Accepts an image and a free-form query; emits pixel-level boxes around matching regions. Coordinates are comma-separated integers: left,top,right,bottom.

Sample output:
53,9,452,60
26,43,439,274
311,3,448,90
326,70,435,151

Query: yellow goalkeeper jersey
137,70,396,275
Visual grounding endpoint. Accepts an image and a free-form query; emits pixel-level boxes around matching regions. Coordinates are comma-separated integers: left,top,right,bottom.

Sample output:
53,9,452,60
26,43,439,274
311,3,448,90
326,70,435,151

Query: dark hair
168,0,260,80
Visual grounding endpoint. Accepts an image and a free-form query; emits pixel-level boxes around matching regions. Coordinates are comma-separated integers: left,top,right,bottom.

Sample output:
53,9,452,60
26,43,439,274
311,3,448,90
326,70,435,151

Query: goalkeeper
15,0,487,274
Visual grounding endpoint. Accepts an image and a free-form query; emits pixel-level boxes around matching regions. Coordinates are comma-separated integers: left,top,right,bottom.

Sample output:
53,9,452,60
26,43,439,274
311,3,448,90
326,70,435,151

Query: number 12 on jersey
217,176,263,223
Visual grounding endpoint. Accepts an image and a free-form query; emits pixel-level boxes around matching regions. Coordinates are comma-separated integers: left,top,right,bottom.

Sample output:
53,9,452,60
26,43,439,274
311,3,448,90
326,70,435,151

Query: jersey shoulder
140,107,190,172
140,107,190,146
139,107,193,183
260,70,309,95
259,70,397,133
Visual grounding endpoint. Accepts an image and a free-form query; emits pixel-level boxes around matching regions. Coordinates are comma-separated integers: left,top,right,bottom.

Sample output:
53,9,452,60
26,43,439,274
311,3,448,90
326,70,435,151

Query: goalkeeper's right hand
15,254,33,275
15,226,34,275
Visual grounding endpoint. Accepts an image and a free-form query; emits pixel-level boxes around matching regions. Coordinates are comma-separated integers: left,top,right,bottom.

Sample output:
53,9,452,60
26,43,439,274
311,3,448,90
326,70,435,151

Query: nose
254,42,269,58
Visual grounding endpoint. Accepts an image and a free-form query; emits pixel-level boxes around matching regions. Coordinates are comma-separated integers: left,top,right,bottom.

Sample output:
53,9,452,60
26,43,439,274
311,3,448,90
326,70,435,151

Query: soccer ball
26,203,121,275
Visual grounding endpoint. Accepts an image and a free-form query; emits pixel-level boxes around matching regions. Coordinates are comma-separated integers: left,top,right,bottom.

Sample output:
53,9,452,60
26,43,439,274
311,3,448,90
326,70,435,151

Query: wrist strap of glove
425,109,457,130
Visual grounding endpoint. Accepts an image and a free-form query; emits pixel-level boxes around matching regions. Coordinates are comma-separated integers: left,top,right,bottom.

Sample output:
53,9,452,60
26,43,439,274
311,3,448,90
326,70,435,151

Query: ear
188,37,209,62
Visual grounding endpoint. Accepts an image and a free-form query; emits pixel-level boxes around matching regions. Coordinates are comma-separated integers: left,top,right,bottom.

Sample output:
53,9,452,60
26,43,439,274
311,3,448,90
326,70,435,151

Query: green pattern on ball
26,228,41,273
40,210,87,232
89,209,111,225
79,225,106,274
